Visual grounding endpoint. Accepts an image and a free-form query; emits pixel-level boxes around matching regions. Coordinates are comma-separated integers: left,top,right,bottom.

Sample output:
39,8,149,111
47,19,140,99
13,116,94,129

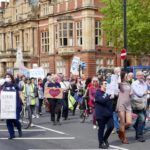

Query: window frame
76,21,82,46
95,21,103,46
41,31,49,53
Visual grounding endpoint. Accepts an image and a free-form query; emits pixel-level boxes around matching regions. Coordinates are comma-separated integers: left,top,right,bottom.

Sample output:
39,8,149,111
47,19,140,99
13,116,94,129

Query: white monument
14,47,24,68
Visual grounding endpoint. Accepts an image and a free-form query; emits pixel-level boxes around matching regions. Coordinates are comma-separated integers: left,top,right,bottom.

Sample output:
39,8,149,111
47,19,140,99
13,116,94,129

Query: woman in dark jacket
47,74,62,125
95,80,114,149
1,73,22,139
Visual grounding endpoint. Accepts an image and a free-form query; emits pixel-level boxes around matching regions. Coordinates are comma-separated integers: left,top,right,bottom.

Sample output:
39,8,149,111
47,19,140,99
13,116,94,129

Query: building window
107,58,114,68
42,62,50,75
59,22,73,47
41,31,49,53
95,21,103,46
41,3,49,16
15,35,20,48
76,21,82,46
56,60,66,75
96,58,104,73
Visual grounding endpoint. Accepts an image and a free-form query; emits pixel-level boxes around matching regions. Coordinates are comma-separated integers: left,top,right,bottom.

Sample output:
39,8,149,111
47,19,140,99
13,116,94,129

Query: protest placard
0,91,16,119
44,87,63,99
70,56,80,75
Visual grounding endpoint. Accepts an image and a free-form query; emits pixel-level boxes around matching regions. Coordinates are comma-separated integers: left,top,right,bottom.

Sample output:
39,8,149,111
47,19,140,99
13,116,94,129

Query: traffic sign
121,49,127,60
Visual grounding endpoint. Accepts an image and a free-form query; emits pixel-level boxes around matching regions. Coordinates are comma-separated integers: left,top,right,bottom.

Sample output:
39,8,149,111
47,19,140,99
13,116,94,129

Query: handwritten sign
44,87,63,99
29,68,45,79
70,56,80,75
0,91,16,119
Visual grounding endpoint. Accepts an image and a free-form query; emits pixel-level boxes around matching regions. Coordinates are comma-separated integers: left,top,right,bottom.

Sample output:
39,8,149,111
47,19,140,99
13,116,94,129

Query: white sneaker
32,115,36,119
30,123,34,127
36,115,39,118
93,125,97,129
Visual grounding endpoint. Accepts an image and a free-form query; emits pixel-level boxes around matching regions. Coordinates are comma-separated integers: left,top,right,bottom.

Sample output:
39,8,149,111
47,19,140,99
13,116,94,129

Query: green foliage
100,0,150,55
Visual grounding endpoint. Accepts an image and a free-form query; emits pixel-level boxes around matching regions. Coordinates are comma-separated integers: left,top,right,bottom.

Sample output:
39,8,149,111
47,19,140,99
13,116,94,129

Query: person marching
47,74,62,125
131,71,148,142
23,78,37,119
1,73,22,139
116,71,132,144
95,80,114,149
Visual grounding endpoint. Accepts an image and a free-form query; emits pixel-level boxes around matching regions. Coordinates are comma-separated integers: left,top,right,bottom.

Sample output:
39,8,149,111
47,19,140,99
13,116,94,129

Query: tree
100,0,150,55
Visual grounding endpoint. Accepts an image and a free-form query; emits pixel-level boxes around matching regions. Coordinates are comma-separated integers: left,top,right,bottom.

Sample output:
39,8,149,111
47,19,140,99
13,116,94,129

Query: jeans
6,119,22,137
113,112,120,129
133,109,146,139
97,117,114,144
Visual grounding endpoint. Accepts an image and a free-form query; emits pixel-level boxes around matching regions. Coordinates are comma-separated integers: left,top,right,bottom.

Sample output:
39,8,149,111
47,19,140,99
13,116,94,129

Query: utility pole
123,0,127,71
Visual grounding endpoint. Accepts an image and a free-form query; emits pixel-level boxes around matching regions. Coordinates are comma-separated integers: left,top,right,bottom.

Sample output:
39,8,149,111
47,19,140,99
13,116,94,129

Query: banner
44,87,63,99
0,91,16,119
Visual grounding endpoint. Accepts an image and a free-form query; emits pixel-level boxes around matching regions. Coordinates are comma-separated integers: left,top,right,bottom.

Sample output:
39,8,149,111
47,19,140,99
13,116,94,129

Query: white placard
29,68,45,79
70,56,80,75
106,74,119,95
0,91,16,119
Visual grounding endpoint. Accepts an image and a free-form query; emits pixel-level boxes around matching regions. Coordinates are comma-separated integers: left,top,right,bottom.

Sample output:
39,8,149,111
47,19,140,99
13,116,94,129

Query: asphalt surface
0,110,150,150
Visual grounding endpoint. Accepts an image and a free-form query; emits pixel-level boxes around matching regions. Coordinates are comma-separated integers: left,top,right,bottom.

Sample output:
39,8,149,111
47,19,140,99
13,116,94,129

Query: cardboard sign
44,87,63,99
0,91,16,119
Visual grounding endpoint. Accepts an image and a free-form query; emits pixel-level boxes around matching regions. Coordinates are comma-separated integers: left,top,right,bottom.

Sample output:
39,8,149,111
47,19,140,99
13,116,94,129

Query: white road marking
110,145,129,150
0,123,5,126
33,124,68,135
28,149,126,150
0,129,46,132
0,137,75,140
27,146,129,150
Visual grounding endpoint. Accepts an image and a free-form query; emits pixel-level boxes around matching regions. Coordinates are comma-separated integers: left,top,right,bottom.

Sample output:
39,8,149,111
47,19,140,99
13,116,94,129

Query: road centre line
33,124,69,135
0,137,75,140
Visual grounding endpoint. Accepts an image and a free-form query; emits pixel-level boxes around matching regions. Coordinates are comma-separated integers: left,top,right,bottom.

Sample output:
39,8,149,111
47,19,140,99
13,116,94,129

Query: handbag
68,90,76,110
131,99,145,110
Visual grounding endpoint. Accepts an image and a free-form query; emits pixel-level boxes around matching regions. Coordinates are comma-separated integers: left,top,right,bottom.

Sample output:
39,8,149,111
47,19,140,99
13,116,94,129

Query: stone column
82,10,95,51
75,0,77,9
10,32,13,49
49,18,54,54
20,29,24,51
66,1,69,11
29,28,34,54
2,33,5,52
32,27,35,54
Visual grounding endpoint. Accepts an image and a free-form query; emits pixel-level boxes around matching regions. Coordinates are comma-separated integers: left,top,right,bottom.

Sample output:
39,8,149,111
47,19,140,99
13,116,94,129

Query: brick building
0,0,149,77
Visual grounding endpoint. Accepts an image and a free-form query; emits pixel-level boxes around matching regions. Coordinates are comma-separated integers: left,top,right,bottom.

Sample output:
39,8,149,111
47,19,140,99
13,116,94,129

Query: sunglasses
103,82,107,85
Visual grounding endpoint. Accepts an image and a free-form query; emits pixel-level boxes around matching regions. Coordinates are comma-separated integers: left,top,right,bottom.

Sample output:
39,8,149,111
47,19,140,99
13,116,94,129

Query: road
0,110,150,150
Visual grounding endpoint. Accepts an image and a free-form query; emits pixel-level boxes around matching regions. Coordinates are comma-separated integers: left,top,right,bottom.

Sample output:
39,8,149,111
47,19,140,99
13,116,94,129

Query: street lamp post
123,0,127,71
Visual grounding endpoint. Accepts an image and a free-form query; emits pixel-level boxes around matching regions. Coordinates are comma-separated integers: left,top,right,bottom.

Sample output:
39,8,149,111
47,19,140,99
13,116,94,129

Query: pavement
0,110,150,150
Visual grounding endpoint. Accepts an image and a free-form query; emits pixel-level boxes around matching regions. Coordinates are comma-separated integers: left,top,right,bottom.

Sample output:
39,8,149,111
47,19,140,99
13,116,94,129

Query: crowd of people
0,67,150,149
